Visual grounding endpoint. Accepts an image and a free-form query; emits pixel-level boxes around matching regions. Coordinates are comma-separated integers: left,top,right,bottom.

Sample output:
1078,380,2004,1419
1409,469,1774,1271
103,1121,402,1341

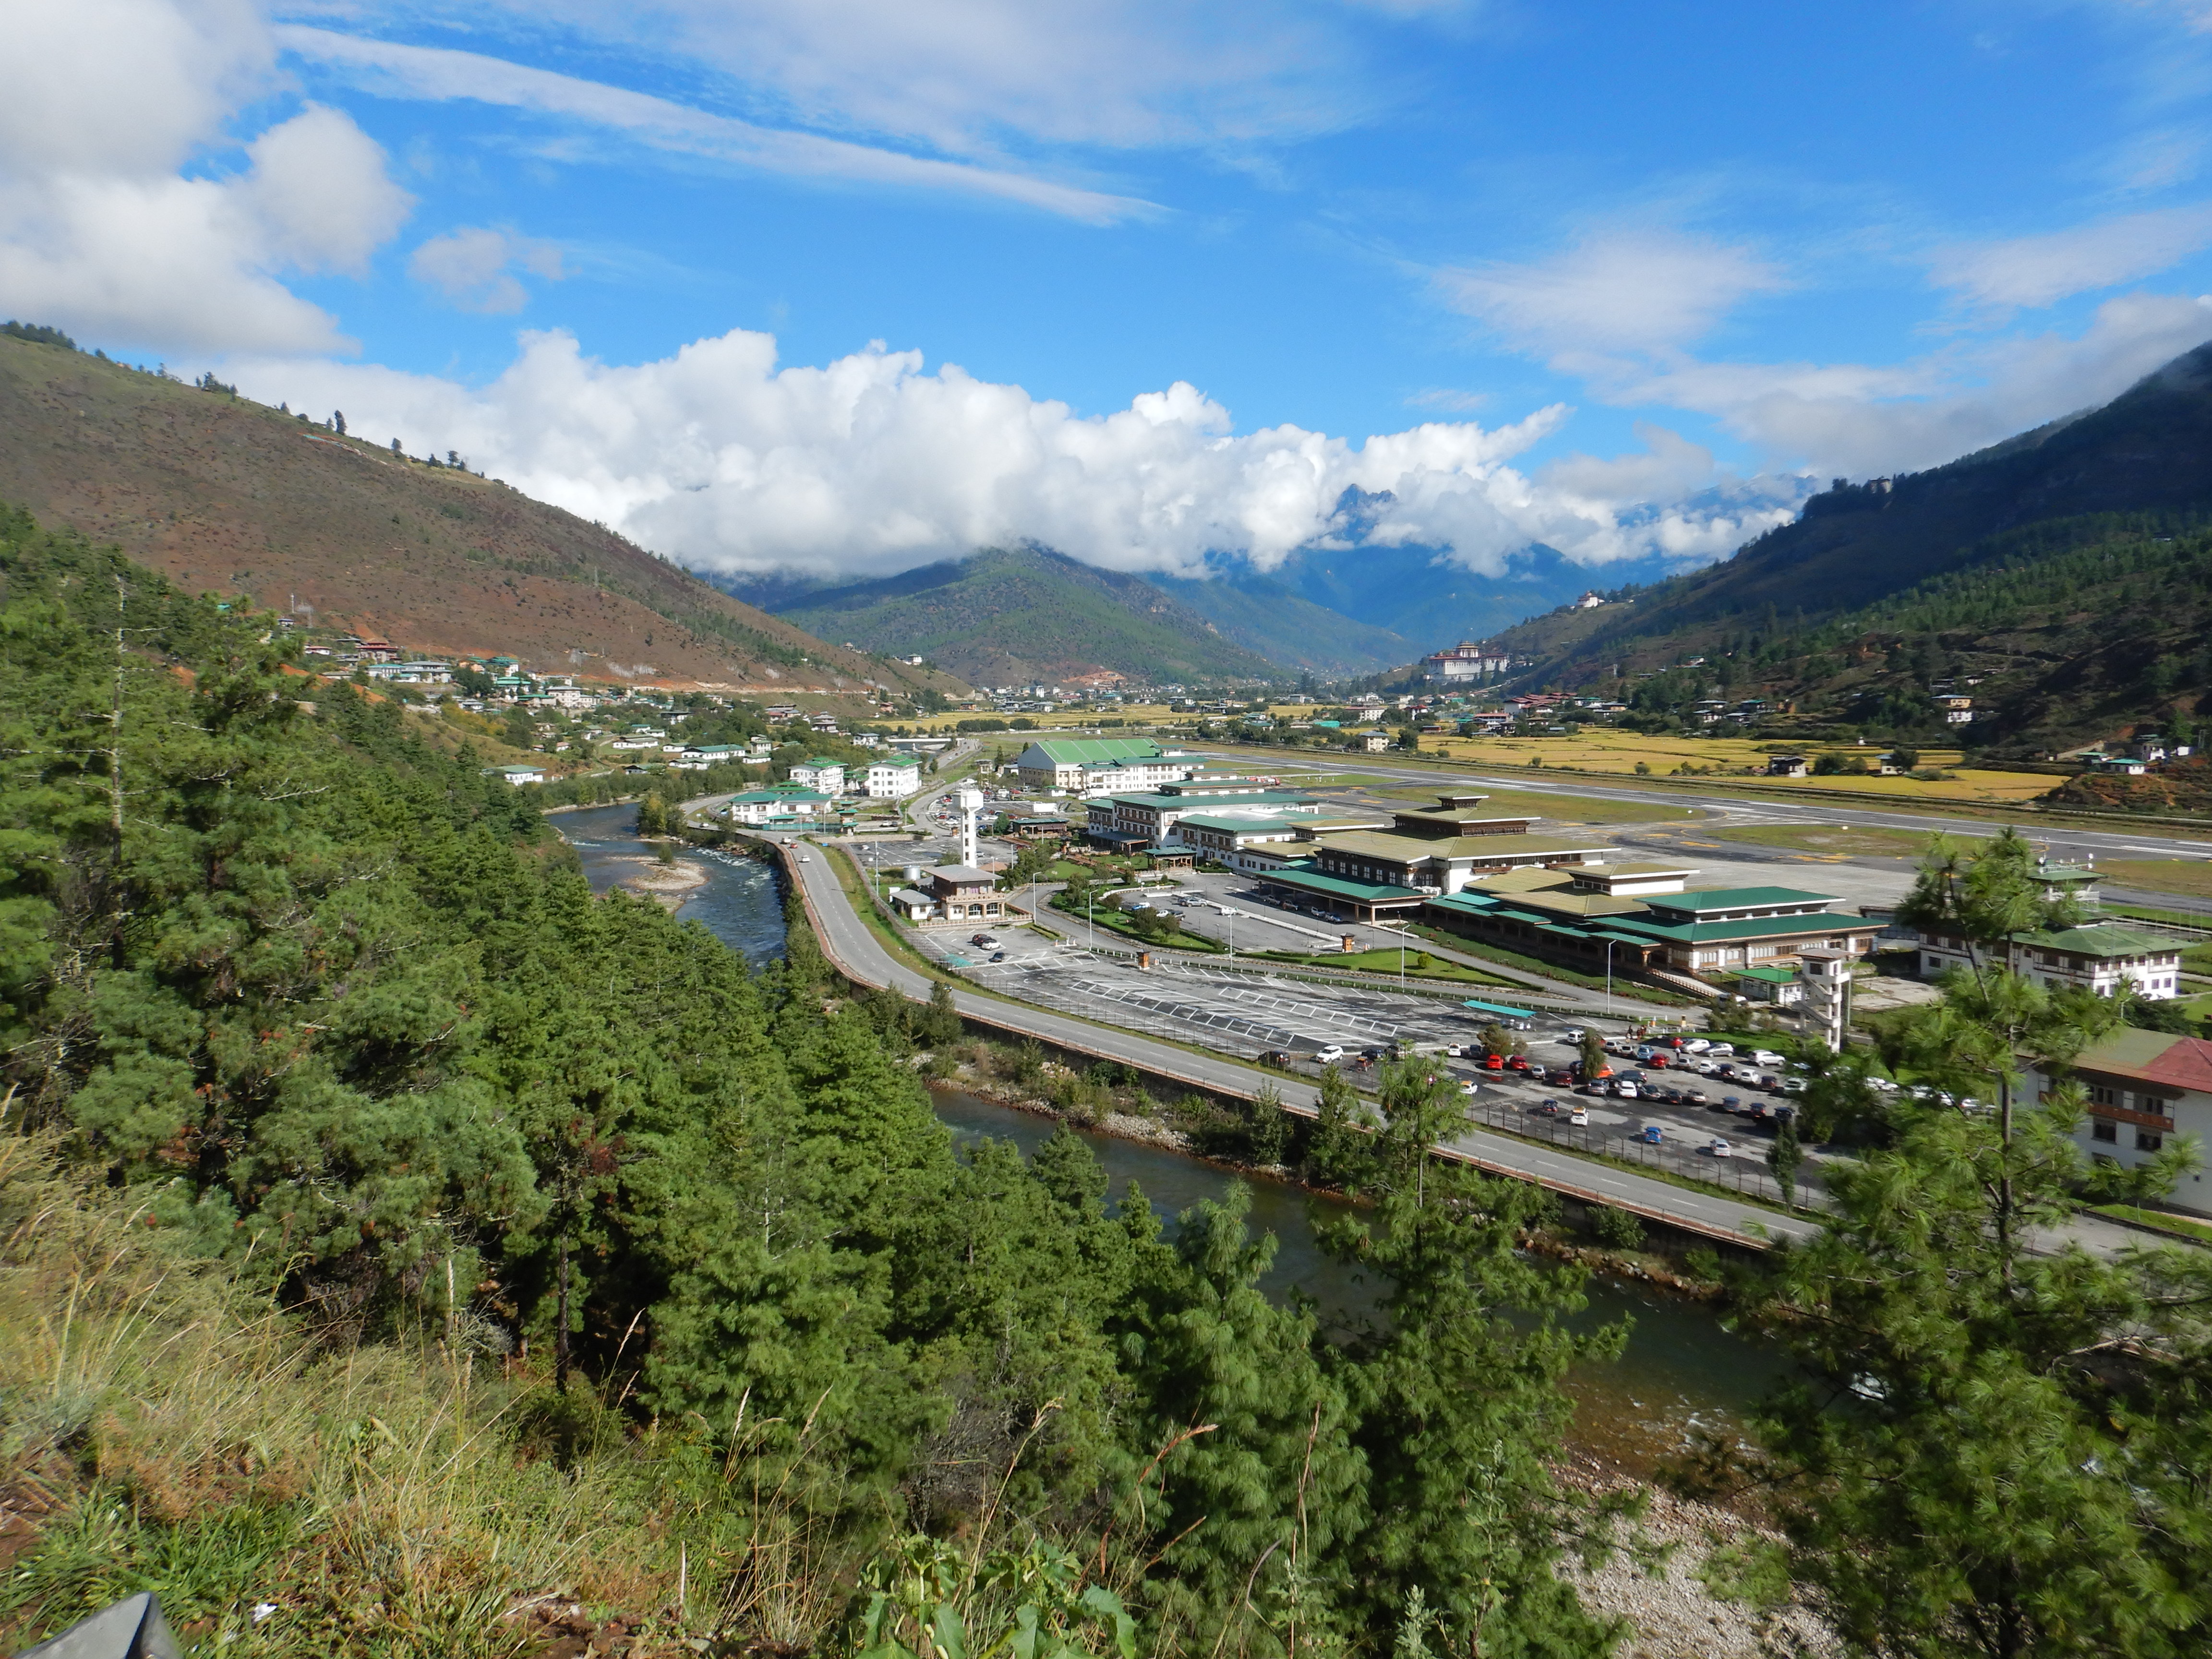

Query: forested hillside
745,544,1284,685
0,330,962,705
0,505,1625,1654
1486,339,2212,752
1511,338,2212,674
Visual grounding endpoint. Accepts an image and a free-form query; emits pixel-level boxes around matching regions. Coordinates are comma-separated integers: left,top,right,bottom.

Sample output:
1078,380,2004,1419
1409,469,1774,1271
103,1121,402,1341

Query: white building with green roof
788,757,846,793
1014,737,1191,793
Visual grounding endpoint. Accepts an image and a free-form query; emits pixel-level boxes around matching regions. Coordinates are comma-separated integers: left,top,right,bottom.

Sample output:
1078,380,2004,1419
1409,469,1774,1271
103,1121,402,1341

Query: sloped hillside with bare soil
0,334,968,706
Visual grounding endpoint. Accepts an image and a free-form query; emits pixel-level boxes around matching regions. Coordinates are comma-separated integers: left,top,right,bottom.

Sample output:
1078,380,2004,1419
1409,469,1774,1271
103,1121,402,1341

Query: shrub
1587,1204,1646,1250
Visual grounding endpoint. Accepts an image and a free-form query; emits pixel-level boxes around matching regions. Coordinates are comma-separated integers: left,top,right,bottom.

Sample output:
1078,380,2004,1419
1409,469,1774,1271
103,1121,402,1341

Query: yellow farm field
1415,732,2053,804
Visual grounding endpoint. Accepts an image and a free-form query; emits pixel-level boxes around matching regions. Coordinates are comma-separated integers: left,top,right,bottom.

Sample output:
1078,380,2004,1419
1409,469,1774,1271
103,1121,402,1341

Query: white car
1681,1037,1712,1054
1569,1106,1589,1125
1710,1138,1733,1159
1752,1049,1786,1068
1559,1028,1586,1043
1706,1042,1736,1058
1459,1079,1479,1095
1314,1044,1346,1064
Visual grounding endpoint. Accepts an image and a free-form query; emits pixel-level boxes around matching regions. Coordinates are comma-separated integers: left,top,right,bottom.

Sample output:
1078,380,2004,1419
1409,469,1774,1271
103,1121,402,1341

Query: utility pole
1605,940,1615,1020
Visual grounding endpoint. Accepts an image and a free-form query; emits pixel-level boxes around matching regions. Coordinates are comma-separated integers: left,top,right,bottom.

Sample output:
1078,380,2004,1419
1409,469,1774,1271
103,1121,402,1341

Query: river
556,801,1791,1476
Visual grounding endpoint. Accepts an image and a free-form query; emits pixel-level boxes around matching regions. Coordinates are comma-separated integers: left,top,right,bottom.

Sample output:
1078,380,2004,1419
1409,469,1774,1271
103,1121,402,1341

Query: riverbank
601,851,712,912
1557,1461,1839,1659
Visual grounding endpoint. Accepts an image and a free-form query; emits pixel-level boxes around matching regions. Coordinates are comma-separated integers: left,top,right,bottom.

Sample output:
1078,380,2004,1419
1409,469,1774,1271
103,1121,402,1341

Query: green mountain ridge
732,544,1286,685
1495,339,2212,753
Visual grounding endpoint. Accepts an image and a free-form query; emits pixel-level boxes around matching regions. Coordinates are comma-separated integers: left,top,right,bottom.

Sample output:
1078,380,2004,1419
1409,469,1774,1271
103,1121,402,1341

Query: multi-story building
787,758,846,794
1425,867,1882,979
723,785,835,825
1015,737,1195,793
1088,783,1321,851
1913,861,2182,998
1421,641,1514,683
865,759,923,798
2028,1029,2212,1214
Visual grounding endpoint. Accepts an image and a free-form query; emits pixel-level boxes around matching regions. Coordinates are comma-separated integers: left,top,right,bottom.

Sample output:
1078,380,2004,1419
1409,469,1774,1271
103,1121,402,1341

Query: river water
555,802,1790,1475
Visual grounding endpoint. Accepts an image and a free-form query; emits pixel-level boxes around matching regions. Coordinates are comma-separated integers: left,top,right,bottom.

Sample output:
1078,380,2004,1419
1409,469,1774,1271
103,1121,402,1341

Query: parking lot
904,915,1814,1175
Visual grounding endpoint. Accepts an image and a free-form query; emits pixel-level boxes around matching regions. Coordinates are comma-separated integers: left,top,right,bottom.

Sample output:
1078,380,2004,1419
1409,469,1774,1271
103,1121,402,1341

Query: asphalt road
774,833,1820,1247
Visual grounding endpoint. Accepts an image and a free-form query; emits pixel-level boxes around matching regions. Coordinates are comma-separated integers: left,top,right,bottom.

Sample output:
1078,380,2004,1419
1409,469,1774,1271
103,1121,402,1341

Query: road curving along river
559,802,1791,1477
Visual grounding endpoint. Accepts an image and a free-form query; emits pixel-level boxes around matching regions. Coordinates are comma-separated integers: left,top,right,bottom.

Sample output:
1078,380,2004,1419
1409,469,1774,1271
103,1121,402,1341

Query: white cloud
363,0,1379,158
410,225,565,313
1437,231,1789,355
279,27,1159,224
1929,201,2212,310
0,0,412,353
1589,291,2212,478
221,326,1776,582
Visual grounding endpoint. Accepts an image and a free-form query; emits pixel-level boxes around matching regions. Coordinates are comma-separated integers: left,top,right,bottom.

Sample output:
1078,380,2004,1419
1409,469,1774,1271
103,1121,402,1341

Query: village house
484,764,546,786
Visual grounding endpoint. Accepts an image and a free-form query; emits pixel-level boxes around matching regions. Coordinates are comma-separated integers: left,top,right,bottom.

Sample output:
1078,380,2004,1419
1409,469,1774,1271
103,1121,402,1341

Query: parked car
1314,1044,1346,1063
1682,1089,1712,1106
971,932,998,946
1560,1027,1586,1043
1634,1045,1658,1061
1710,1138,1733,1159
989,951,1006,962
1506,1055,1532,1072
1612,1082,1641,1100
1537,1099,1562,1117
1646,1052,1671,1070
1707,1042,1737,1057
1569,1106,1590,1126
1752,1049,1786,1068
1681,1037,1712,1054
1719,1095,1744,1113
1459,1078,1480,1095
1695,1060,1724,1077
1777,1077,1807,1095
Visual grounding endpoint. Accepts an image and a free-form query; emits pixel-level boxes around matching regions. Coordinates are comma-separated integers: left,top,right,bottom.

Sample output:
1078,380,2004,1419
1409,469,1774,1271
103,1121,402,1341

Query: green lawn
2091,1203,2212,1246
1048,895,1224,953
2097,858,2212,901
1707,822,1948,858
1250,948,1514,987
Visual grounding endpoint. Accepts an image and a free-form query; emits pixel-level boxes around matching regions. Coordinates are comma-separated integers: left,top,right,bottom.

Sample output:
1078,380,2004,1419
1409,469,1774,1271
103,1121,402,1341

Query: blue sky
10,0,2212,587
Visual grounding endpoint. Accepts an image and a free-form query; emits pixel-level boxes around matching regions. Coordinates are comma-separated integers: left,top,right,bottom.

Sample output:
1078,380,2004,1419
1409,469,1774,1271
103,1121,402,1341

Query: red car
1483,1053,1505,1070
1506,1054,1531,1072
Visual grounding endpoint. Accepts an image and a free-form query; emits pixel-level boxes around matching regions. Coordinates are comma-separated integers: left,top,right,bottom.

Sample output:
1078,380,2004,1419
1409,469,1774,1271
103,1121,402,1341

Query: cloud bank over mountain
229,327,1805,583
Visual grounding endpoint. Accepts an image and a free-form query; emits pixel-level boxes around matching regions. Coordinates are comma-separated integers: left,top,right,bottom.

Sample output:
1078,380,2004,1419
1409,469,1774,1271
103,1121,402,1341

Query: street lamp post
1605,940,1615,1020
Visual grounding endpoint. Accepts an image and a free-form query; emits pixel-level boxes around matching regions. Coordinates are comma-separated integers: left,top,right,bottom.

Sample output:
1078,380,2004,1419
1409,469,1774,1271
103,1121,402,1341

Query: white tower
954,784,986,869
1797,947,1851,1052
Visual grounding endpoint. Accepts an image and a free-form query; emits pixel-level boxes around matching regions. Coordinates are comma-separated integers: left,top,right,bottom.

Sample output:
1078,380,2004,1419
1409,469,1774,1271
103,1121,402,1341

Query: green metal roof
730,787,832,804
1171,814,1303,836
1259,867,1426,903
2013,923,2180,958
1019,737,1166,765
1641,886,1840,916
1736,965,1800,983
